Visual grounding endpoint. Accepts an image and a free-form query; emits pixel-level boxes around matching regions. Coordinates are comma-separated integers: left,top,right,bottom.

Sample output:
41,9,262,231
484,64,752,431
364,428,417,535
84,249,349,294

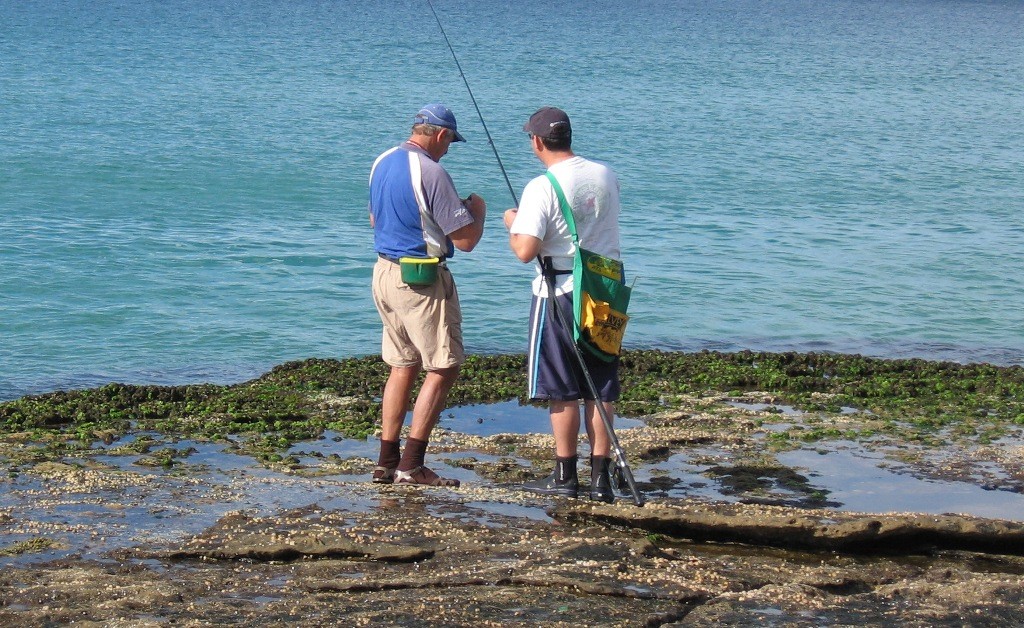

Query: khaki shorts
372,257,465,370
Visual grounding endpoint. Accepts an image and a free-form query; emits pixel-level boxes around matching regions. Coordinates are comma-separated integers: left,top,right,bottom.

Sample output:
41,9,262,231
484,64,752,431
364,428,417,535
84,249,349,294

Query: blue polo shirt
369,141,473,260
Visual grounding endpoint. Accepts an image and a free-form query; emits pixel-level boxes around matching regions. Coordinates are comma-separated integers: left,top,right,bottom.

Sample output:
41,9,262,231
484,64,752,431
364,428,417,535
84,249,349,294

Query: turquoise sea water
2,0,1023,401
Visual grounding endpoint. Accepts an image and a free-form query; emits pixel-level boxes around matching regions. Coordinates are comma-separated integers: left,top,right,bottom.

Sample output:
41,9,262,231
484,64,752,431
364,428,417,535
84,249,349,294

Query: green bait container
399,256,440,285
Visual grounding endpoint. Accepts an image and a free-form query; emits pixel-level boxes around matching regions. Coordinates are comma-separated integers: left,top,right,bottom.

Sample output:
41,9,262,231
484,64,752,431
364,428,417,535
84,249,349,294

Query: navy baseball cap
523,106,571,141
413,103,466,142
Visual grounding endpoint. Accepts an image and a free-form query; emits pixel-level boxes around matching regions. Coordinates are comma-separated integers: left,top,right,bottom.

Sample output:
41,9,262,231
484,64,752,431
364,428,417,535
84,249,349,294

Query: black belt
540,256,571,276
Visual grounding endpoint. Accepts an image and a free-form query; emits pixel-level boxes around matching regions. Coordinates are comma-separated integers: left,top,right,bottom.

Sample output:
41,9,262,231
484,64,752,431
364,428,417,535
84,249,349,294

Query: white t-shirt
511,156,621,296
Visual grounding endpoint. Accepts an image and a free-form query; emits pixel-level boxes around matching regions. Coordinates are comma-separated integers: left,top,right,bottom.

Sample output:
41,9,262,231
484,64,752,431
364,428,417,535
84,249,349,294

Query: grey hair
412,123,451,138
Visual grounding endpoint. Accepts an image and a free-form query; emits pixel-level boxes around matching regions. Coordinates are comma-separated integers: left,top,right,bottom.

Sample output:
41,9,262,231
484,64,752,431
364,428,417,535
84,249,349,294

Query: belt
540,256,571,276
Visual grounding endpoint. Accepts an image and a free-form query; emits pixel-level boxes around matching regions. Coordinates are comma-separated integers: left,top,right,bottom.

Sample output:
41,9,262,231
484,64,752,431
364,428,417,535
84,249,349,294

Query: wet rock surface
2,352,1024,625
3,487,1024,626
3,445,1024,625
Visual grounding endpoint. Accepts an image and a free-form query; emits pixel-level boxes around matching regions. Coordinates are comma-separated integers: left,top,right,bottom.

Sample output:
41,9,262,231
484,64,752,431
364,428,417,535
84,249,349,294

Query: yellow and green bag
546,172,631,361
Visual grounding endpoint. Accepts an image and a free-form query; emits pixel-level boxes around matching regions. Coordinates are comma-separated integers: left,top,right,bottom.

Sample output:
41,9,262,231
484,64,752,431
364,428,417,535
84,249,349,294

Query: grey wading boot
590,455,615,503
523,455,579,498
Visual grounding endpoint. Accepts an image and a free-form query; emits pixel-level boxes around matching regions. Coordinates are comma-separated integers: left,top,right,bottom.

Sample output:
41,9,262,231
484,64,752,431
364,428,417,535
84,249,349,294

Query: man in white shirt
503,106,623,503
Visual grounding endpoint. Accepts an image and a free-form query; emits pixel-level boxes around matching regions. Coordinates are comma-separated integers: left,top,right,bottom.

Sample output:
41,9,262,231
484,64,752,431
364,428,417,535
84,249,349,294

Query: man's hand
463,193,486,220
503,208,518,230
450,194,487,253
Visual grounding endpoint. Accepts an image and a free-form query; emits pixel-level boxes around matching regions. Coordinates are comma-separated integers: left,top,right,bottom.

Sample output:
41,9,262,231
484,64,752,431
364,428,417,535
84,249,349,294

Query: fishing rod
426,0,644,507
425,0,519,207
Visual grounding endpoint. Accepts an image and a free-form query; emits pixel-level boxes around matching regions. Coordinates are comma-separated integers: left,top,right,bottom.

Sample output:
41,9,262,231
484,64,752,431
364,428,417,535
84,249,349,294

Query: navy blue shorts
526,291,620,402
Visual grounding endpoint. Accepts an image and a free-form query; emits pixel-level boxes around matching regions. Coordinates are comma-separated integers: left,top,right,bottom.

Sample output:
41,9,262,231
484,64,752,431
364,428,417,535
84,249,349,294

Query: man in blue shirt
368,103,486,487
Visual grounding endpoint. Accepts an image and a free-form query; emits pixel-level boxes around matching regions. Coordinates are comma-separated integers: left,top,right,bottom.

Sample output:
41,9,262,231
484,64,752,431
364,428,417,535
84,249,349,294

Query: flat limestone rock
146,512,436,563
554,499,1024,555
157,533,434,563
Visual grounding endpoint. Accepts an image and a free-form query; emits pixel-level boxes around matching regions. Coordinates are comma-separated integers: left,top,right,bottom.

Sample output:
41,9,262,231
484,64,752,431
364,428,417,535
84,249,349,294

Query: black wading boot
590,455,615,503
523,455,579,498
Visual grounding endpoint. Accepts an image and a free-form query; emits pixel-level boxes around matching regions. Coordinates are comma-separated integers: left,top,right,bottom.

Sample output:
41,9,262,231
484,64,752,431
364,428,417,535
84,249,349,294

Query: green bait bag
399,256,440,286
545,172,631,362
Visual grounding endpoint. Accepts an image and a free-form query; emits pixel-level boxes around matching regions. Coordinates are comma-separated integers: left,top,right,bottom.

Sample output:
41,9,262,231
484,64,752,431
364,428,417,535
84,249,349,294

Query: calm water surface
2,0,1023,400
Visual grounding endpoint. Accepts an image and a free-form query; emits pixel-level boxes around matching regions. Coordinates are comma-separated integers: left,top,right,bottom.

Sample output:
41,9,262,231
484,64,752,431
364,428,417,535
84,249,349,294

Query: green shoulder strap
544,171,578,243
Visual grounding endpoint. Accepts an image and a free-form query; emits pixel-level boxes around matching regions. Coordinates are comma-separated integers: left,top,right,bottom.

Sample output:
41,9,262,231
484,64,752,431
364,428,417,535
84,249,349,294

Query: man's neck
406,137,429,152
541,150,575,169
406,136,441,162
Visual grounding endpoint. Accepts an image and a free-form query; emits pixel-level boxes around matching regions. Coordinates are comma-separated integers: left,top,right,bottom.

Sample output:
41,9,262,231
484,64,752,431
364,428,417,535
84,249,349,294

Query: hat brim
451,129,466,142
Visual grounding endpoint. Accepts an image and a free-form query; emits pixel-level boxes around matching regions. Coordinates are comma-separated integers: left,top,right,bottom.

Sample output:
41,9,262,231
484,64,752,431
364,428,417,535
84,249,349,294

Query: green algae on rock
2,351,1023,455
0,536,61,556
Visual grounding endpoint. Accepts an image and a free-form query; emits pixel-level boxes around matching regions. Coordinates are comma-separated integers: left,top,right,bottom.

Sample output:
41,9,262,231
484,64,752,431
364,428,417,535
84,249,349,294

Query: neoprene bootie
590,455,615,503
523,455,579,498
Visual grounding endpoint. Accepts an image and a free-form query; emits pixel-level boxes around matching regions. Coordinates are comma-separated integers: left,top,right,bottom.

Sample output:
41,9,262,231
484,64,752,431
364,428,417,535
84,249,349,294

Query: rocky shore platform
2,350,1023,626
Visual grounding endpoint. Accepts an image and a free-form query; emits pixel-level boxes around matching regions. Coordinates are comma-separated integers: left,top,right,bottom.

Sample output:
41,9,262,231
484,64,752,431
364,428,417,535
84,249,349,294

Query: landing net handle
544,271,646,507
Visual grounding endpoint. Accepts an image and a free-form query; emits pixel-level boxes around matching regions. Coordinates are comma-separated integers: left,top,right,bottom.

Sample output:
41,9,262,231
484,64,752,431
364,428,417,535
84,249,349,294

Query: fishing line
425,0,519,206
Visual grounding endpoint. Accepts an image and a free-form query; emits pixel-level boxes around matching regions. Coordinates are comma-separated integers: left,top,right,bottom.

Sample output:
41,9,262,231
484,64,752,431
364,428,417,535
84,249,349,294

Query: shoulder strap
544,171,578,243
